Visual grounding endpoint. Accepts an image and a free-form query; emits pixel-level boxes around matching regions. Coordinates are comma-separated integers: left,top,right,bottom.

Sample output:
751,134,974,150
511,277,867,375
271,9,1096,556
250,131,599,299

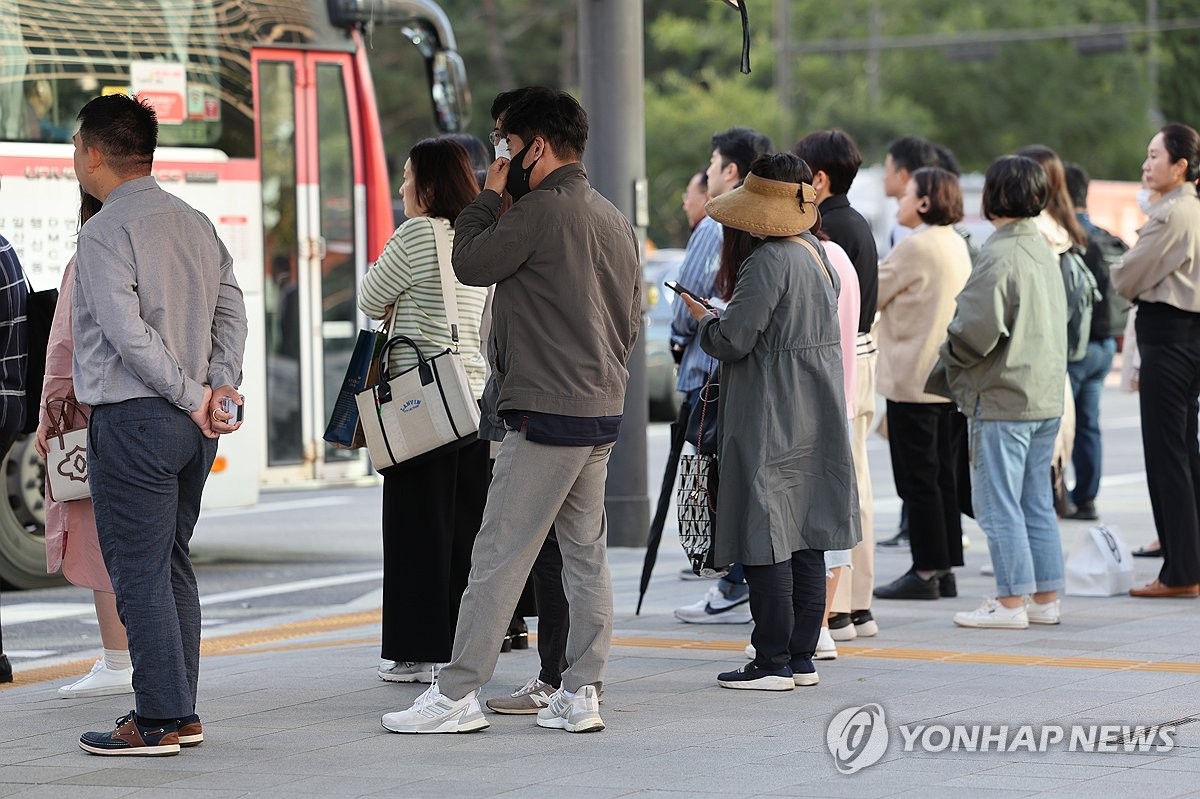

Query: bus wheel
0,434,61,589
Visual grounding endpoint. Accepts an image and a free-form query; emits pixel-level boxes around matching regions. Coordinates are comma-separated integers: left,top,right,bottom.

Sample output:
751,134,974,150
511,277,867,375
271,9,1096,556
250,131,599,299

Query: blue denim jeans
969,415,1065,597
1067,338,1116,504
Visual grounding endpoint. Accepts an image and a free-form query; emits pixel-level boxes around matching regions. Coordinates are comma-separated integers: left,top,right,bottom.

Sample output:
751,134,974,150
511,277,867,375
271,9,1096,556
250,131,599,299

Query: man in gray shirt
71,95,247,757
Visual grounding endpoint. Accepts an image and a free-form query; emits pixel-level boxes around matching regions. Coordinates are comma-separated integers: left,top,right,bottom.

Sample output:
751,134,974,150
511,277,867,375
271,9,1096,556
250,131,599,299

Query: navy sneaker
79,711,180,756
717,662,794,691
789,658,819,687
177,713,203,747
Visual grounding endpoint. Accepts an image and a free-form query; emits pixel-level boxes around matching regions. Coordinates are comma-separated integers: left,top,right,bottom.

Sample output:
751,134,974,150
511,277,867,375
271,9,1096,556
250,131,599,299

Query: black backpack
1060,246,1099,363
1086,228,1131,339
20,273,59,434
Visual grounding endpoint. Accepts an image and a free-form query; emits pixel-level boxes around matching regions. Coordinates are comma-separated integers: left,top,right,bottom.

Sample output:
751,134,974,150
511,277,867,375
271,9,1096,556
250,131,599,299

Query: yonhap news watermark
826,703,1178,775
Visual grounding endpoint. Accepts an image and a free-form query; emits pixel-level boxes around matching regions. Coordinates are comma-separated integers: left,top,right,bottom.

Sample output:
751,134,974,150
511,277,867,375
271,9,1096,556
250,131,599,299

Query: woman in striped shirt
359,138,490,684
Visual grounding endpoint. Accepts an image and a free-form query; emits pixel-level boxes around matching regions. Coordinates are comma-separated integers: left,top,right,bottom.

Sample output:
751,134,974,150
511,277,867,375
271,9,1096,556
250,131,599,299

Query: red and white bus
0,0,470,587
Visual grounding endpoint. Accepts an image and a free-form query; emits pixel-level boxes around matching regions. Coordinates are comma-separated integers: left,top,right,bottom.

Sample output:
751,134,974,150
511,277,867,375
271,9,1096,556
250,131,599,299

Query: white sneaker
536,685,604,733
673,583,752,624
378,660,440,683
1026,598,1061,625
954,598,1029,629
744,643,755,659
381,683,489,734
815,626,838,660
58,659,134,698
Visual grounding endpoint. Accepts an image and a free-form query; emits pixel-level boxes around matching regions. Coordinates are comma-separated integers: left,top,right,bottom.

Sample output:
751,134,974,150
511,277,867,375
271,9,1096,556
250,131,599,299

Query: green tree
365,1,1192,248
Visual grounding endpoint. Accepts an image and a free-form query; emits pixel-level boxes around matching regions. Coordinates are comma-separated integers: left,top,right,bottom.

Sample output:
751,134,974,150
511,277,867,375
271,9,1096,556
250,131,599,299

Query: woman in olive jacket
1111,123,1200,598
927,155,1066,630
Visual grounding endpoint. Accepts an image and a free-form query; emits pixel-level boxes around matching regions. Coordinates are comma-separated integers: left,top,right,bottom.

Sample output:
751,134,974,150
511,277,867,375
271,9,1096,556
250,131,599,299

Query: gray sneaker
536,685,604,733
486,677,557,715
377,660,439,683
381,684,489,734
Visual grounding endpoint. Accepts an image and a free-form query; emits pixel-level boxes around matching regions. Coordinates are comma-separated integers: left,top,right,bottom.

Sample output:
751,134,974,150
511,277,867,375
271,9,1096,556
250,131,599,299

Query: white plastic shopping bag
1065,525,1134,596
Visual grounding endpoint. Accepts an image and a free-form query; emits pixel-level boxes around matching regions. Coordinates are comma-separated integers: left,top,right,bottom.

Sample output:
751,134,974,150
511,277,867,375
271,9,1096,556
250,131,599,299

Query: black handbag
21,273,58,434
683,366,719,455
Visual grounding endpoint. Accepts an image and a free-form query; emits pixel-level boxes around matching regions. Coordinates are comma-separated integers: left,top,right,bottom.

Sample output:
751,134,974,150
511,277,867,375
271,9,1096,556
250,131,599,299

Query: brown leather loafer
1130,580,1200,598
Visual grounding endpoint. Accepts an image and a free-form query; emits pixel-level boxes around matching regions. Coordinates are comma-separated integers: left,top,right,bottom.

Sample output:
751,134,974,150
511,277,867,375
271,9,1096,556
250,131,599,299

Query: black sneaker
939,571,958,598
1066,500,1099,521
717,662,794,691
877,530,909,548
827,612,856,641
0,654,11,684
79,711,180,756
850,609,878,637
873,570,939,600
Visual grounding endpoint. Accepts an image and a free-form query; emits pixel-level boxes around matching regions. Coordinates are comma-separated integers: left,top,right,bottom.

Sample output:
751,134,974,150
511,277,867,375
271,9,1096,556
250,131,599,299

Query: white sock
104,648,132,671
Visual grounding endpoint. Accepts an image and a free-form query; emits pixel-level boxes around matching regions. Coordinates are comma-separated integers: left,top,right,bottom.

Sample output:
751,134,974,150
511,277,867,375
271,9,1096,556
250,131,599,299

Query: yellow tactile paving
6,610,1200,692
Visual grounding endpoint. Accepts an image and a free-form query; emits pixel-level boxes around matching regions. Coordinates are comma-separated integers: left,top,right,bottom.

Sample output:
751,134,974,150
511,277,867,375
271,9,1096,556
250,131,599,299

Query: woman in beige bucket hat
679,152,859,691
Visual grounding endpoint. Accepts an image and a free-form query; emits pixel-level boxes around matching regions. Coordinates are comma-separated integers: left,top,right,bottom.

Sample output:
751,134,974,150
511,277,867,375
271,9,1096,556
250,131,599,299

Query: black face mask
505,139,541,201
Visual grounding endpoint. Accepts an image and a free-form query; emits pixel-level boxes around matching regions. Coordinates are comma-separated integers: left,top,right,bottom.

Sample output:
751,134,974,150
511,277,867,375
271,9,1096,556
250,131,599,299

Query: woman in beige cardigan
1112,123,1200,597
872,167,973,601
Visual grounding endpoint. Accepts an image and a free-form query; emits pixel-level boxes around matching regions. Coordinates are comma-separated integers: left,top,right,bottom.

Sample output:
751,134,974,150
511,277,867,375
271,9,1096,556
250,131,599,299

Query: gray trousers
437,430,614,699
89,398,217,720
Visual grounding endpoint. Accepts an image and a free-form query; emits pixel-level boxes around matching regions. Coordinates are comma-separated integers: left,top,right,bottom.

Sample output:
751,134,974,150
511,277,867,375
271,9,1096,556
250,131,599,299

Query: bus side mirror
430,49,469,133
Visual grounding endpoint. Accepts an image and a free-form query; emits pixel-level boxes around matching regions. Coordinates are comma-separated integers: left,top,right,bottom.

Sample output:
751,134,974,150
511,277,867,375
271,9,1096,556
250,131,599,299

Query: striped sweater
359,216,488,398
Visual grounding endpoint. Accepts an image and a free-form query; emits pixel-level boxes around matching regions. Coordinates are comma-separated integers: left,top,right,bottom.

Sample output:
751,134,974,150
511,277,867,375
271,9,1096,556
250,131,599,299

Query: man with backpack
0,192,29,685
1063,163,1129,521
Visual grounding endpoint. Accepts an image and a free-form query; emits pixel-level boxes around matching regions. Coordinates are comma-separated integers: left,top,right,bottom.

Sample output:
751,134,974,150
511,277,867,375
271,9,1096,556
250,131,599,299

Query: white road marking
202,496,354,519
198,570,383,607
2,603,95,624
3,571,383,625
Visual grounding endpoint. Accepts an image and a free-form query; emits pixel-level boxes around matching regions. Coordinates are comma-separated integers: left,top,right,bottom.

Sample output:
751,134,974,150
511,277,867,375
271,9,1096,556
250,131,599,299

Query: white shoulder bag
355,219,480,469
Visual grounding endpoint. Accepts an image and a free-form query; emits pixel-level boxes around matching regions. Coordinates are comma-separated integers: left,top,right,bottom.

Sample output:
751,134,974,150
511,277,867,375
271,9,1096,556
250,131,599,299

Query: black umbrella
636,399,692,614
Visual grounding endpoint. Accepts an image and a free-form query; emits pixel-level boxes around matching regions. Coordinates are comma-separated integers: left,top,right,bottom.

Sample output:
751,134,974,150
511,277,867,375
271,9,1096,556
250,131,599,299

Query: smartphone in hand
220,397,245,423
663,280,713,309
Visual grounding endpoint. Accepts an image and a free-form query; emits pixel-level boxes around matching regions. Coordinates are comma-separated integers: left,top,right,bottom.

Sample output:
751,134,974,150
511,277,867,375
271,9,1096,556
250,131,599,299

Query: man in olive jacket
381,87,641,735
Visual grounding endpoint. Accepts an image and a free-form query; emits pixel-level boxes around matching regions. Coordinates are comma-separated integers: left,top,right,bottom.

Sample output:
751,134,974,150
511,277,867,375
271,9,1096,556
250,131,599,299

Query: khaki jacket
452,164,641,418
876,225,972,403
927,218,1066,421
1111,184,1200,312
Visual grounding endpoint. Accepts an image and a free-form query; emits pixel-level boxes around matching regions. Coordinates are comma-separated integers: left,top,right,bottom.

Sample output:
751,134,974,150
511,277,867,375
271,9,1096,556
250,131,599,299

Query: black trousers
886,401,967,571
0,432,12,655
380,437,491,663
744,549,825,670
1136,304,1200,586
532,530,570,687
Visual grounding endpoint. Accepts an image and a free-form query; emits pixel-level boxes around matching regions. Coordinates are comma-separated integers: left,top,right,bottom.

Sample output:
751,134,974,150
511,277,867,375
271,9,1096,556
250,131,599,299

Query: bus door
253,49,368,484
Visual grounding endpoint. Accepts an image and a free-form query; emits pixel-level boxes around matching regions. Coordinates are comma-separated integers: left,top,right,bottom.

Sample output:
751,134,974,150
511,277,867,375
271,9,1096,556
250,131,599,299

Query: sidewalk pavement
3,507,1200,799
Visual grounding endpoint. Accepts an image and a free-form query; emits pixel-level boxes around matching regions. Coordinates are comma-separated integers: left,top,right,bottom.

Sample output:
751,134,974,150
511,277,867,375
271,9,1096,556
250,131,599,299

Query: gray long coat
698,235,859,566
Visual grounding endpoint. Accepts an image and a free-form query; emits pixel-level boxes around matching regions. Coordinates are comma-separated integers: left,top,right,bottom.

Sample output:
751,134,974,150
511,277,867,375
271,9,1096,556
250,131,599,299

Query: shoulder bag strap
428,217,462,353
790,235,835,287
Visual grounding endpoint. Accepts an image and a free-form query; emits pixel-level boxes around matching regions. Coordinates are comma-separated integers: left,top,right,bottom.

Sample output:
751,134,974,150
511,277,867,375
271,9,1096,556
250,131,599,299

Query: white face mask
1136,188,1154,214
494,139,511,160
